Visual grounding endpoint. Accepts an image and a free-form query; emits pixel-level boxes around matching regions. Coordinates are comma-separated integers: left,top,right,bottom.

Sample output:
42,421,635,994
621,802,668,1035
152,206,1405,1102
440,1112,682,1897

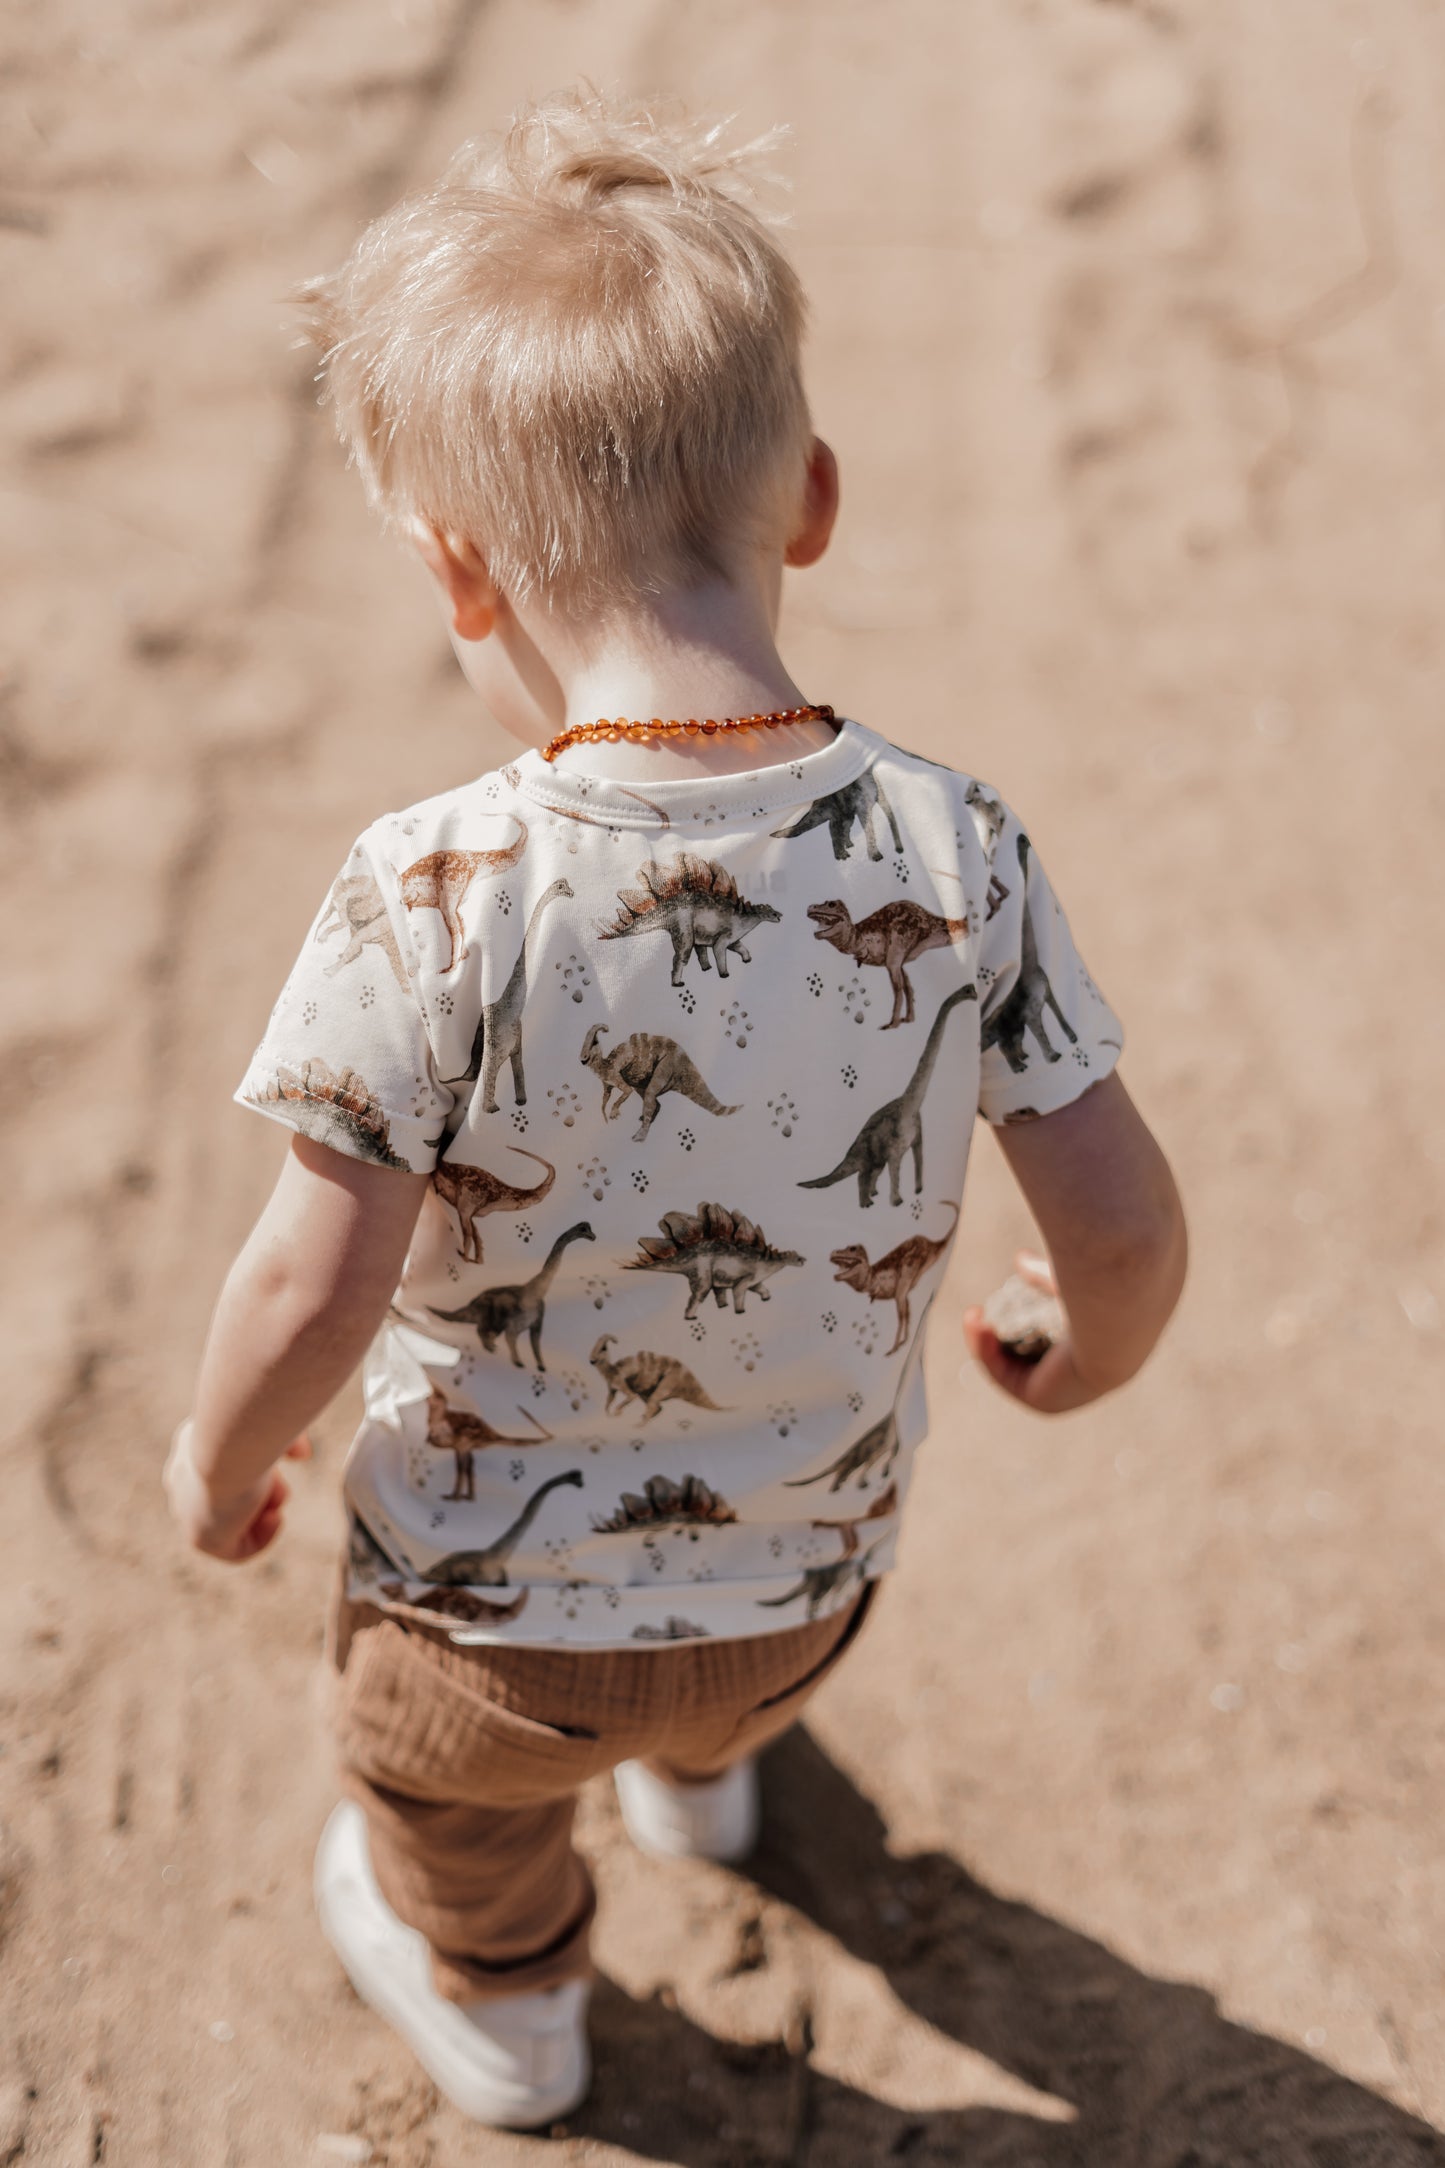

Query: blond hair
296,87,813,615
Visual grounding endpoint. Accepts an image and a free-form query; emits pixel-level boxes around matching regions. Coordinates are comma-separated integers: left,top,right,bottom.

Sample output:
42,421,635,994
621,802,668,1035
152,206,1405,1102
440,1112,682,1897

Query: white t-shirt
236,720,1122,1646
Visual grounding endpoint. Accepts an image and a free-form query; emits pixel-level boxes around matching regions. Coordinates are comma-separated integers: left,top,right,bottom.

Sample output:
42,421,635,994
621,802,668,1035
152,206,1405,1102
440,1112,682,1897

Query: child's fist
164,1421,311,1563
962,1253,1102,1415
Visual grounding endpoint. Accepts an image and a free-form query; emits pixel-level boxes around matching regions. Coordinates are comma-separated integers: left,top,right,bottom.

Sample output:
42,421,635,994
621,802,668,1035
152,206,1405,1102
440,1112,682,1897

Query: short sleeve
974,797,1124,1126
234,828,454,1173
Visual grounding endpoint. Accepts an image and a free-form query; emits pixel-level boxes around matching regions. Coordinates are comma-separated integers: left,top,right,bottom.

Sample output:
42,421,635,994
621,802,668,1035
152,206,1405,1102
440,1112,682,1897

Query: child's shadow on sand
579,1728,1444,2165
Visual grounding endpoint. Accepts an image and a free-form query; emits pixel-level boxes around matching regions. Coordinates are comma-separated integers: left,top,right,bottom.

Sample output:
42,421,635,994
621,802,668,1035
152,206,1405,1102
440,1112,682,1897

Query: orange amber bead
685,720,700,735
702,719,717,734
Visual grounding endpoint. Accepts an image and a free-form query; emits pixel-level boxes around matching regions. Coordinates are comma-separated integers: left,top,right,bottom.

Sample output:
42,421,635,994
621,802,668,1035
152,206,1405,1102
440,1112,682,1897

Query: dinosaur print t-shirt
235,720,1123,1646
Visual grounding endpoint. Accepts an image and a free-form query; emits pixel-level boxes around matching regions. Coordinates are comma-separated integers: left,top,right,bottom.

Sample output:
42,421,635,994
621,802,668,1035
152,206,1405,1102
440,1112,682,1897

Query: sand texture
3,1,1445,2161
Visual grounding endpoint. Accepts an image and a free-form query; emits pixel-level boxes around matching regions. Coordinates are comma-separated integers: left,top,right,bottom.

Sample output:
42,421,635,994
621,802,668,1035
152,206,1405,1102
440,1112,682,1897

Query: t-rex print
428,1220,595,1369
590,1473,736,1533
446,877,574,1109
980,833,1078,1074
771,770,902,863
807,898,970,1030
316,867,410,992
756,1539,886,1619
965,781,1010,920
579,1023,739,1142
624,1202,805,1319
588,1335,730,1422
597,854,781,985
809,1482,899,1557
798,983,976,1207
398,815,528,972
422,1385,553,1502
258,1059,411,1169
419,1471,585,1586
785,1409,901,1493
432,1146,555,1263
829,1202,959,1355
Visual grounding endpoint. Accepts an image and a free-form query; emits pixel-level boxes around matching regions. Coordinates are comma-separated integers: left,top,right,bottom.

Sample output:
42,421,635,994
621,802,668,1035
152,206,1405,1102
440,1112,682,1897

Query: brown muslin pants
327,1581,875,2003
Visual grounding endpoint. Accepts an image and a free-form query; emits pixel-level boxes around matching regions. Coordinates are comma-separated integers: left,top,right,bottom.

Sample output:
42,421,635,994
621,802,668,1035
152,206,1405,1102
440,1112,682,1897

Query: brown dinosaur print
756,1538,887,1618
798,984,976,1207
597,853,781,985
429,1219,596,1369
980,833,1079,1073
588,1335,730,1422
258,1059,411,1169
807,898,969,1029
316,867,410,991
809,1482,899,1557
829,1201,959,1355
398,815,528,972
421,1385,552,1502
624,1201,805,1319
771,770,902,863
590,1473,736,1533
447,877,574,1108
420,1471,586,1586
432,1146,555,1263
579,1022,739,1142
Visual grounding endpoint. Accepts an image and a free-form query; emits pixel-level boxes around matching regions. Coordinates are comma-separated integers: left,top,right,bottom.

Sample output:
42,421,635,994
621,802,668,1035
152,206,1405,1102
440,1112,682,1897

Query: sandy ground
4,0,1445,2161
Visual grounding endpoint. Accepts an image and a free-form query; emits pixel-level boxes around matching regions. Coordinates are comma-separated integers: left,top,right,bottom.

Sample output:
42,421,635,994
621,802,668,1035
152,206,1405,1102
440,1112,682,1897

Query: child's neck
543,566,836,780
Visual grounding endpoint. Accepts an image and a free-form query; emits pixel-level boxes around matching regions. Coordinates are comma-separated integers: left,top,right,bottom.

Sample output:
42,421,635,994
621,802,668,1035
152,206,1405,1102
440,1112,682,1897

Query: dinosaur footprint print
678,1127,696,1152
515,1221,534,1244
578,1156,610,1201
720,1002,752,1048
805,971,824,998
766,1091,798,1138
582,1272,611,1310
547,1084,580,1127
768,1401,798,1438
510,1109,529,1132
838,974,870,1024
850,1314,880,1356
731,1331,763,1372
630,1170,649,1193
496,889,513,917
675,985,697,1016
841,1064,858,1090
555,952,592,1003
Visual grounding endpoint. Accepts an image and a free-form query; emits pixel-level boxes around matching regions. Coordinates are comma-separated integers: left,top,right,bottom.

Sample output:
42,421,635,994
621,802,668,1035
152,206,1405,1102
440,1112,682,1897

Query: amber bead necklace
540,703,835,764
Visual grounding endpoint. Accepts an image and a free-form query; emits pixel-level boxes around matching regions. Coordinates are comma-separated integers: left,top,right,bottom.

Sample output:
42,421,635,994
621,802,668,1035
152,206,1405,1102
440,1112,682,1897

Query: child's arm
963,1072,1186,1414
165,1136,428,1561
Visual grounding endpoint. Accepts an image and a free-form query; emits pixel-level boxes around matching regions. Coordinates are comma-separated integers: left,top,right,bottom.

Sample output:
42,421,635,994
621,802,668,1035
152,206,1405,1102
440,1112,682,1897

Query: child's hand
164,1419,313,1563
962,1253,1106,1416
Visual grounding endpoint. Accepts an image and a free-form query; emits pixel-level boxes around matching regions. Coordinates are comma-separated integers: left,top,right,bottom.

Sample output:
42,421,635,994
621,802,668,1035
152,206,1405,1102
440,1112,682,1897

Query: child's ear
409,521,498,640
784,438,840,569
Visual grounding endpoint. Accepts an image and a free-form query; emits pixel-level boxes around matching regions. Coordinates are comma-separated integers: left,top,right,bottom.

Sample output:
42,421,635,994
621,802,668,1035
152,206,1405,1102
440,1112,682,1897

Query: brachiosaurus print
829,1202,959,1355
398,815,527,972
807,898,969,1029
785,1408,901,1493
588,1335,730,1422
432,1146,555,1264
446,877,574,1110
798,984,976,1207
980,834,1078,1074
428,1220,595,1370
420,1471,585,1587
316,867,410,992
422,1385,553,1502
579,1023,739,1142
771,771,902,863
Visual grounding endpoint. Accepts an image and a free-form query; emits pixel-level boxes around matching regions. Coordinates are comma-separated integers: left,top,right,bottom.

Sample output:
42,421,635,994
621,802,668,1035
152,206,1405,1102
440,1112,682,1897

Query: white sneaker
314,1801,590,2129
614,1757,760,1863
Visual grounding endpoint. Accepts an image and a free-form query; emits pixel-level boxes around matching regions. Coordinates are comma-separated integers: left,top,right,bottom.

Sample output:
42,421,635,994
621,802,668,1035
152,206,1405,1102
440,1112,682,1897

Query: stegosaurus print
257,1059,411,1169
597,853,781,985
624,1202,805,1319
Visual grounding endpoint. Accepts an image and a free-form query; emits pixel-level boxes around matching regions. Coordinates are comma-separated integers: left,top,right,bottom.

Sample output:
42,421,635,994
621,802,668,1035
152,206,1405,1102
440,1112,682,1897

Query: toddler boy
166,88,1186,2130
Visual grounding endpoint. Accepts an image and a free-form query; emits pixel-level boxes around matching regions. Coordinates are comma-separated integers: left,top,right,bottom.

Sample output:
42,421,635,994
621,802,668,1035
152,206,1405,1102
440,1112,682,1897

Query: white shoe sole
314,1801,591,2129
614,1757,760,1863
